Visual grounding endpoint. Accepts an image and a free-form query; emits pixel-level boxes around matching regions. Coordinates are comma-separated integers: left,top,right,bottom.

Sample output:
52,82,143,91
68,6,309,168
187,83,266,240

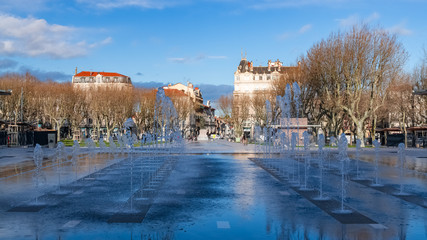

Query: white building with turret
233,56,298,138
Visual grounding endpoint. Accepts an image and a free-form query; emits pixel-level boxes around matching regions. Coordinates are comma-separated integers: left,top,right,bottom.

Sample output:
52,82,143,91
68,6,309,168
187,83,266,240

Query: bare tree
232,94,250,138
412,48,427,121
42,81,75,141
218,94,233,119
387,73,414,146
301,25,407,145
68,88,88,140
134,88,156,134
0,74,26,124
166,89,194,131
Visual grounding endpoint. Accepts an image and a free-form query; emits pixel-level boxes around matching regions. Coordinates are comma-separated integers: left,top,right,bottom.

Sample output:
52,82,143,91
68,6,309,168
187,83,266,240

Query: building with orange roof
163,82,216,139
72,68,132,89
163,82,203,106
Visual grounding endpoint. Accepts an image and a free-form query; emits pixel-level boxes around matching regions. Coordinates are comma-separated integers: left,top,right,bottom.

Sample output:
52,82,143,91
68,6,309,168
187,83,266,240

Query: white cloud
168,54,227,63
366,12,380,23
336,14,359,27
207,55,227,59
278,32,292,40
76,0,184,9
250,0,348,10
0,14,112,58
278,24,312,40
387,22,413,36
298,24,312,34
168,57,187,63
337,12,380,27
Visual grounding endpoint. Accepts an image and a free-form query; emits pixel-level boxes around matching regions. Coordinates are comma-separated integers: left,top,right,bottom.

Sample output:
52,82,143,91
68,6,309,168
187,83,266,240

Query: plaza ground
0,139,426,239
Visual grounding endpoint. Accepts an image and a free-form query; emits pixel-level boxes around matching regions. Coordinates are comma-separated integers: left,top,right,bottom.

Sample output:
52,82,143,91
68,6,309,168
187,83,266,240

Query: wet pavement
0,140,426,239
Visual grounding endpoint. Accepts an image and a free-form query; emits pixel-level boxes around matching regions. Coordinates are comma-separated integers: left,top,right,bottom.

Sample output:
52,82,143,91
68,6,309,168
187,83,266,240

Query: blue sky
0,0,426,102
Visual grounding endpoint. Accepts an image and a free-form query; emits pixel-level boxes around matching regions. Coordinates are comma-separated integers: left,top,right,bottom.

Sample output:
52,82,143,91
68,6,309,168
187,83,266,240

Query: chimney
268,60,271,71
75,67,77,75
250,61,253,71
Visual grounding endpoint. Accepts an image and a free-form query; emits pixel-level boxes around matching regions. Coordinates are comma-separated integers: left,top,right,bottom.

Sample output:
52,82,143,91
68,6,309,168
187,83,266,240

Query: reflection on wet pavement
0,148,426,239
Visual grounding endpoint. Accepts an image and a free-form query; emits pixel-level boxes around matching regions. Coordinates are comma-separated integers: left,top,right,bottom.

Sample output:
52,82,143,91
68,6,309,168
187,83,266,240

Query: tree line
0,74,194,142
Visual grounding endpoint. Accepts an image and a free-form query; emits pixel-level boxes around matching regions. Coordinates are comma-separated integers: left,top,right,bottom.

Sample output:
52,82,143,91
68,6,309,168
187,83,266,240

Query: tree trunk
372,115,377,147
355,120,365,147
72,126,78,141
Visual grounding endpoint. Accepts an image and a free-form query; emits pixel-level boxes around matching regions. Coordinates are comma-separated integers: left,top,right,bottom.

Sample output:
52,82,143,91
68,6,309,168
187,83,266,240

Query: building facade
163,82,216,139
72,68,132,89
233,57,298,138
233,57,296,98
163,82,203,106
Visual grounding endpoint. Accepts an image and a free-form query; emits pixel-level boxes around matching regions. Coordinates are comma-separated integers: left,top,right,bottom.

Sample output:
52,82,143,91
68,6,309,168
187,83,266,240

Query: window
259,75,263,80
114,77,118,82
267,75,271,80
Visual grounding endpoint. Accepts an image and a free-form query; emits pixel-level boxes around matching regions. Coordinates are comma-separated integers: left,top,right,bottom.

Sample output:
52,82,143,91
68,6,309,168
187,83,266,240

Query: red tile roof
163,89,188,97
75,71,128,77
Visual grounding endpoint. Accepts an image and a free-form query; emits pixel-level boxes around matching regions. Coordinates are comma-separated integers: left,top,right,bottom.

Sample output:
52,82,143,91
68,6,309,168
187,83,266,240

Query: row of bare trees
0,74,194,141
222,25,426,146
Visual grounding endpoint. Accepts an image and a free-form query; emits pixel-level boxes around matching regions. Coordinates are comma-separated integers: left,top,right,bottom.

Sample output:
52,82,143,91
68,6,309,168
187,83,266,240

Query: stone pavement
0,139,426,239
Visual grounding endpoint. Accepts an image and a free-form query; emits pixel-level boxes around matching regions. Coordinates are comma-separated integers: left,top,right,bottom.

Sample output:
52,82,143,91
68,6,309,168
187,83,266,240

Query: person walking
242,134,247,146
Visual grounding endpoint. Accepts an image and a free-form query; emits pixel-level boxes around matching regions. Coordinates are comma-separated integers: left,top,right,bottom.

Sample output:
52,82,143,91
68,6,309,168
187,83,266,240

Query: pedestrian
242,134,246,145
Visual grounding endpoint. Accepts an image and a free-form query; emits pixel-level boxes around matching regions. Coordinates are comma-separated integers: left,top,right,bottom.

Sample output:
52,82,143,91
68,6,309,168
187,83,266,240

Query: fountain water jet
32,144,45,204
371,139,383,187
396,143,409,196
333,133,352,214
85,138,96,179
352,139,364,180
55,142,66,192
290,132,300,186
313,134,329,200
300,131,312,191
328,136,337,169
71,140,80,181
